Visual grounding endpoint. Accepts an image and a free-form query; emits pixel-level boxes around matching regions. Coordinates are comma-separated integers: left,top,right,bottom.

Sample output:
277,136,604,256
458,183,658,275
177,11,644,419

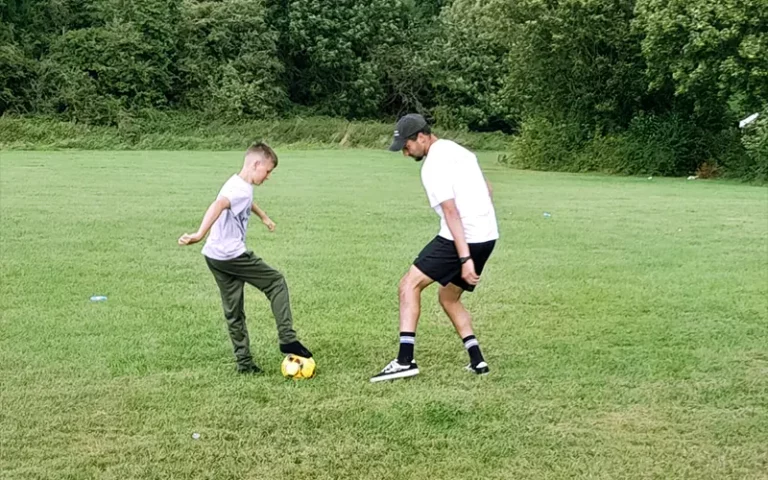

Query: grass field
1,150,767,480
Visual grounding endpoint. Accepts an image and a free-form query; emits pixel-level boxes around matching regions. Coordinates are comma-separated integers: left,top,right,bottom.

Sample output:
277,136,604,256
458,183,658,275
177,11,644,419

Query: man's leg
370,265,433,382
438,283,488,374
397,265,435,363
438,283,473,338
206,258,257,372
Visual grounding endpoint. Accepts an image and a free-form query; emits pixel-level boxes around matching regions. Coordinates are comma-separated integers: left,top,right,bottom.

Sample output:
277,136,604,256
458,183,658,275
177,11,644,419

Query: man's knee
399,274,421,299
438,285,462,310
398,266,432,301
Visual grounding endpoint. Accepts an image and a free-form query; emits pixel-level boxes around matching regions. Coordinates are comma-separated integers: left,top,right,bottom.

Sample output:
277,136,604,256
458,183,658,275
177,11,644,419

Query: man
178,142,312,374
370,114,499,382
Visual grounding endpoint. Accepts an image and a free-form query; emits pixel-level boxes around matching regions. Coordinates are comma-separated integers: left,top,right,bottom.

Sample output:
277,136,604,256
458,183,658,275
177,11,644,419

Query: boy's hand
178,232,203,245
262,217,276,232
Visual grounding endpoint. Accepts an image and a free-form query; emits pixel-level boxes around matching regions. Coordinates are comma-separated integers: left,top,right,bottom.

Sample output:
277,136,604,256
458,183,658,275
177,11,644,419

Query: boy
179,142,312,374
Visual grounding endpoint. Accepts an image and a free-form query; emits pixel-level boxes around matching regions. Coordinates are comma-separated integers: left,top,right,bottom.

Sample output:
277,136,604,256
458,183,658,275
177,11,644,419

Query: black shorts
414,236,496,292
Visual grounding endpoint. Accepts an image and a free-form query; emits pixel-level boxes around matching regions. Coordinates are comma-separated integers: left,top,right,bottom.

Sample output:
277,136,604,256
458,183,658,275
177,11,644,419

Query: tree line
1,0,766,177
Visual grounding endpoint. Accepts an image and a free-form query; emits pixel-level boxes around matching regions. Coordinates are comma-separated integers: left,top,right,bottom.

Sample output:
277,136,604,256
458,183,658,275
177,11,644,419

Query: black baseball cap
388,113,428,151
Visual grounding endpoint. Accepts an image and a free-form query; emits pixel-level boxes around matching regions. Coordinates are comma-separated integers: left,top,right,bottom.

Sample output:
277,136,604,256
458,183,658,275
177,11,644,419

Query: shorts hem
413,260,451,287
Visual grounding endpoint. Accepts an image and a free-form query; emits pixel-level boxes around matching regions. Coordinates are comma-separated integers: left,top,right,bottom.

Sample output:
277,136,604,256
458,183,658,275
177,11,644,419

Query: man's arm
485,176,493,199
178,196,230,245
441,199,480,285
251,202,275,232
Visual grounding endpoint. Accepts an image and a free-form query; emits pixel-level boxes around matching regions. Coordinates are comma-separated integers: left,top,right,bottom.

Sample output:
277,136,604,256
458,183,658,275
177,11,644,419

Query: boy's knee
265,272,287,294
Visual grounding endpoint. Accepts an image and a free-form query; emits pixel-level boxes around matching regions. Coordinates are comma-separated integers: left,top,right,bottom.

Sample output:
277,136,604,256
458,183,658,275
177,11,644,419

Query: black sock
398,332,415,364
463,335,484,365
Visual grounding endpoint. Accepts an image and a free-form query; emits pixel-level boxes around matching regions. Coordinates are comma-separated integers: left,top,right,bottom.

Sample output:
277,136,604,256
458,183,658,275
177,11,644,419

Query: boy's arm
251,202,276,232
178,196,231,245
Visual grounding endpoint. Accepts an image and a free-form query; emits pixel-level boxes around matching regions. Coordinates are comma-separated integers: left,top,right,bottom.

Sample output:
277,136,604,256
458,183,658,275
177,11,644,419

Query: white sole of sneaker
465,366,490,375
369,368,420,383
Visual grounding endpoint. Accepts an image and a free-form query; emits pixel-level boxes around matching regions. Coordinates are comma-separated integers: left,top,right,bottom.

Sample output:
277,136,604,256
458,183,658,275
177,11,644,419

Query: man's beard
413,156,424,162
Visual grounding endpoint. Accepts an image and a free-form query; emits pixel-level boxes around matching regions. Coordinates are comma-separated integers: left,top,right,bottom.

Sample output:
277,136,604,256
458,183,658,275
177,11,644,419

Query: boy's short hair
246,142,278,167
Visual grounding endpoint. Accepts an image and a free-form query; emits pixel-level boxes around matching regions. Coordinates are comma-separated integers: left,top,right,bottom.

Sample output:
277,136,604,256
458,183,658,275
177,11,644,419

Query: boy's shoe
280,341,313,358
237,363,263,375
370,359,419,383
465,361,490,375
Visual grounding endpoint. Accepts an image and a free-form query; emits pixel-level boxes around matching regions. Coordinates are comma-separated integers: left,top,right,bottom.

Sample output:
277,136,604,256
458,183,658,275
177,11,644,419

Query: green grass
1,150,767,479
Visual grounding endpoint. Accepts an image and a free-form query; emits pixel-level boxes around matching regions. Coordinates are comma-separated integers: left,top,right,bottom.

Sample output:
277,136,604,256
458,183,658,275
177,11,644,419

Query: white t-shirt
420,139,499,243
201,175,254,261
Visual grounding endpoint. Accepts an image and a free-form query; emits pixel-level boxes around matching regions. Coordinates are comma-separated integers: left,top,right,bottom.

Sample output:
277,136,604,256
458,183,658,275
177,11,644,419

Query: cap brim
388,137,406,152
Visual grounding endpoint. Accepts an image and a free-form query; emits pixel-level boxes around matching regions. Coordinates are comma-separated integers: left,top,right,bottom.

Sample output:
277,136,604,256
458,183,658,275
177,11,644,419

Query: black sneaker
280,341,313,358
237,364,262,375
370,359,419,383
465,361,489,375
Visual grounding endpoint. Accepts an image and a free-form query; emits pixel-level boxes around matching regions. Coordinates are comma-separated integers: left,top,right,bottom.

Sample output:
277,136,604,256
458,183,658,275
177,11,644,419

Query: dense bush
1,0,766,179
282,0,411,118
177,0,285,118
635,0,768,123
429,0,516,132
0,43,36,114
737,111,768,181
0,113,515,151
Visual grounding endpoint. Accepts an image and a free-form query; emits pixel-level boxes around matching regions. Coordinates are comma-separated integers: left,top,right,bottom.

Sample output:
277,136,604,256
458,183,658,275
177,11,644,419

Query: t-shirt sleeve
424,158,456,208
219,184,251,216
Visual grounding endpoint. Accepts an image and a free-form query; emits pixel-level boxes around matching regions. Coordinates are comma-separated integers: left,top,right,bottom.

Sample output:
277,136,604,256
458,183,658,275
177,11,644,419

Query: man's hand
461,259,480,285
178,232,203,245
262,216,276,232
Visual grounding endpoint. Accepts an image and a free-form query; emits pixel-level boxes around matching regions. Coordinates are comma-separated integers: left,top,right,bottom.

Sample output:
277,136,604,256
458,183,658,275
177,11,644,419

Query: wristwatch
459,256,471,264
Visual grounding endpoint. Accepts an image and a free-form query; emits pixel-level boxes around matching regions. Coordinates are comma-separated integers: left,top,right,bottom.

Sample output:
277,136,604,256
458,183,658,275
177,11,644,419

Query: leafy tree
635,0,768,123
177,0,284,118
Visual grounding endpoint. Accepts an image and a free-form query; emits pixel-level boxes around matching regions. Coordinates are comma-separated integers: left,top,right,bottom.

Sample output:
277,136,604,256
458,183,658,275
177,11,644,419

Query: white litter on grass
648,176,653,180
543,212,552,218
739,113,759,129
687,175,698,180
192,433,200,440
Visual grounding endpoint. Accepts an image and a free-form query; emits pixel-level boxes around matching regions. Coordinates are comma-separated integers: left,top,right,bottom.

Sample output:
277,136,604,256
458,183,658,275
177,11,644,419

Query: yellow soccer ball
281,354,316,379
300,356,316,378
